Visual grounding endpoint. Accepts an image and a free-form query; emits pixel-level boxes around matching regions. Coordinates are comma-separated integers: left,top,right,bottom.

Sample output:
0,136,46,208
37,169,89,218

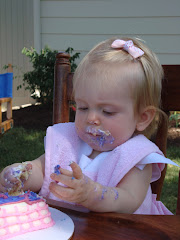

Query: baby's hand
49,162,93,204
0,166,17,192
0,163,32,195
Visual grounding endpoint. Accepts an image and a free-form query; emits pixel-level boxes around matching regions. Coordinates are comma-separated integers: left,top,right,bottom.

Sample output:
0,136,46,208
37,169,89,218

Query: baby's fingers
60,168,73,177
50,173,76,188
70,162,83,180
49,182,74,200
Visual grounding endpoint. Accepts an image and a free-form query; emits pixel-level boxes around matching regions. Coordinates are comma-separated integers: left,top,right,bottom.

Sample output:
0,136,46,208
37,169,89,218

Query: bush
169,111,180,128
18,46,80,105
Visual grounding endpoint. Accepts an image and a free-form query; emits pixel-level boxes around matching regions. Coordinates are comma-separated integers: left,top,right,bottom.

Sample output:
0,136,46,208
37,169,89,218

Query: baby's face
74,76,139,152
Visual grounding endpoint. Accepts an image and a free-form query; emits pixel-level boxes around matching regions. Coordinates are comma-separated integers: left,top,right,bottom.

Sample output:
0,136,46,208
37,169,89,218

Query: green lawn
161,146,180,214
0,127,179,214
0,128,45,168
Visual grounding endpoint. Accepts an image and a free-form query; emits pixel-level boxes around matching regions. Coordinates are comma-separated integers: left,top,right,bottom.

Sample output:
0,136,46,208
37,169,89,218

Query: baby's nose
87,111,100,125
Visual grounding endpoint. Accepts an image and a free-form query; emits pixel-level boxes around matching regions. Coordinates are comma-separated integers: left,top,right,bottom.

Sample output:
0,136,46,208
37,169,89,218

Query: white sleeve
135,153,179,183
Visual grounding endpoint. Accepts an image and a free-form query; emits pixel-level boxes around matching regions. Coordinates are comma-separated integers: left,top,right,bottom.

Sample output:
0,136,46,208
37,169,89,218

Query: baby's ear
136,106,156,132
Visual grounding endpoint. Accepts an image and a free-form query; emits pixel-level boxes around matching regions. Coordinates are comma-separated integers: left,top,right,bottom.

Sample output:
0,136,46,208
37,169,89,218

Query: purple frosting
54,165,61,175
0,191,41,204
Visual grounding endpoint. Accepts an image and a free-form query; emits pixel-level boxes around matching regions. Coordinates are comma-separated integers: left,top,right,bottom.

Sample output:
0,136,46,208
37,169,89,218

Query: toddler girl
0,37,178,214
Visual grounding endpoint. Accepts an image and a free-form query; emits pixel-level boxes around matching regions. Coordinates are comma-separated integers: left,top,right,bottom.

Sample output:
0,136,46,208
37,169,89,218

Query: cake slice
0,191,55,239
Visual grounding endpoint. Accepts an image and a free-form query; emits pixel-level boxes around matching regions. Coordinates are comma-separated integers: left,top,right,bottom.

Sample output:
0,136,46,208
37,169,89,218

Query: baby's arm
49,162,152,213
24,154,45,192
0,154,45,194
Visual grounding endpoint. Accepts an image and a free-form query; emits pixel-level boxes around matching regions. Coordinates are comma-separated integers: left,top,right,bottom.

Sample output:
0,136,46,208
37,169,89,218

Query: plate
10,207,74,240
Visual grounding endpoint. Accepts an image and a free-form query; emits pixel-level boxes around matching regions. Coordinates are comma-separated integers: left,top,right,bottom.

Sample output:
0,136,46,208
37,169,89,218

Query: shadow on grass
161,147,180,214
0,127,45,169
161,176,178,214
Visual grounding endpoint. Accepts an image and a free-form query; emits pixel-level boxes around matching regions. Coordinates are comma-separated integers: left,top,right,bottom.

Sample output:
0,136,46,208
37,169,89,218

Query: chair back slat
53,52,71,124
162,65,180,111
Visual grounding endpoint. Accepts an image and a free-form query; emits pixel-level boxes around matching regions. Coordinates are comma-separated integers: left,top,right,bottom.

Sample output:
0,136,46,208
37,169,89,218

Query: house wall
0,0,37,108
1,0,180,107
41,0,180,65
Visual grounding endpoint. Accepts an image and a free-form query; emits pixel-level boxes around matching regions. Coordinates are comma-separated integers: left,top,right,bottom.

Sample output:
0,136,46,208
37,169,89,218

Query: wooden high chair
0,64,14,134
53,52,180,214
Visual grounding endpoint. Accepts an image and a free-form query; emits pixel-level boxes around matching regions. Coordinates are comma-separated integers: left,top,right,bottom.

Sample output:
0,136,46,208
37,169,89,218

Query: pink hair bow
111,39,144,59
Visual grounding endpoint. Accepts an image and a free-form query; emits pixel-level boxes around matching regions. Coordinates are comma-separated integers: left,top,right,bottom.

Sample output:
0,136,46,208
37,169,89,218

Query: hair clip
111,39,144,59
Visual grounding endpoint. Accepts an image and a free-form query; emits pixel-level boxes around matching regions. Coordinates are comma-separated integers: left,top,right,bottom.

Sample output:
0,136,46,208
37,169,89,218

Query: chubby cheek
74,129,92,148
110,127,134,147
75,114,83,130
75,117,85,140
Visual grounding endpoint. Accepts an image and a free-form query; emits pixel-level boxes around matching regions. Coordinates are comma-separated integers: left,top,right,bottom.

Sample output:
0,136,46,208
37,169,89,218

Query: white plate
10,207,74,240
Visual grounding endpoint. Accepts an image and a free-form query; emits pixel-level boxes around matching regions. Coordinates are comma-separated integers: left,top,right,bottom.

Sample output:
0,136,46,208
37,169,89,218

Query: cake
0,191,55,239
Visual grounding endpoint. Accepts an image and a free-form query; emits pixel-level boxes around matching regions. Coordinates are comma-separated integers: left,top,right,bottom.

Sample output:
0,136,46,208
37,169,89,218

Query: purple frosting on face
86,127,115,147
0,191,41,204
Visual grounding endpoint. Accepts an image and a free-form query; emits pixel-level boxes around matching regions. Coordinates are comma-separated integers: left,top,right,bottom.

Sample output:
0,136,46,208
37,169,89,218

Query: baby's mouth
86,126,114,147
86,126,110,136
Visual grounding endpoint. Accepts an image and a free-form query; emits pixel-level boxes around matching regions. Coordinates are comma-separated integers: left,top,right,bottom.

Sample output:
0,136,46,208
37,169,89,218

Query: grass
0,128,45,168
161,146,180,214
0,127,180,214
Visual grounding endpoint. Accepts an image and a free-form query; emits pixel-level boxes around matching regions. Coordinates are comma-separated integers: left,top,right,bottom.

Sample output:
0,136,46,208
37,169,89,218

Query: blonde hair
73,37,165,138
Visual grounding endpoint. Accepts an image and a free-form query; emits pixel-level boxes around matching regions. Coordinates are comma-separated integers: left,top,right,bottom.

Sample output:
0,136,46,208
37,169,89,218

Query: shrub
18,46,80,105
169,111,180,128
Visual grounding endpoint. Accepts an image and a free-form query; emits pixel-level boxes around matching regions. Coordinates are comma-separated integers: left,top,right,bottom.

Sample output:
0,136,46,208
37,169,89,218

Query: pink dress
40,123,177,214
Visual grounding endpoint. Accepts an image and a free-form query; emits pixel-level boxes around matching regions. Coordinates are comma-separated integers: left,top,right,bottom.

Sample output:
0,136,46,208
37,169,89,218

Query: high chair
52,52,180,215
0,64,14,134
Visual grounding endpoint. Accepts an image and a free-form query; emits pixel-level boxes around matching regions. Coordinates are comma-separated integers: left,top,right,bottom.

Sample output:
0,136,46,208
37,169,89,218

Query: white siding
1,0,180,107
0,0,35,107
41,0,180,64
